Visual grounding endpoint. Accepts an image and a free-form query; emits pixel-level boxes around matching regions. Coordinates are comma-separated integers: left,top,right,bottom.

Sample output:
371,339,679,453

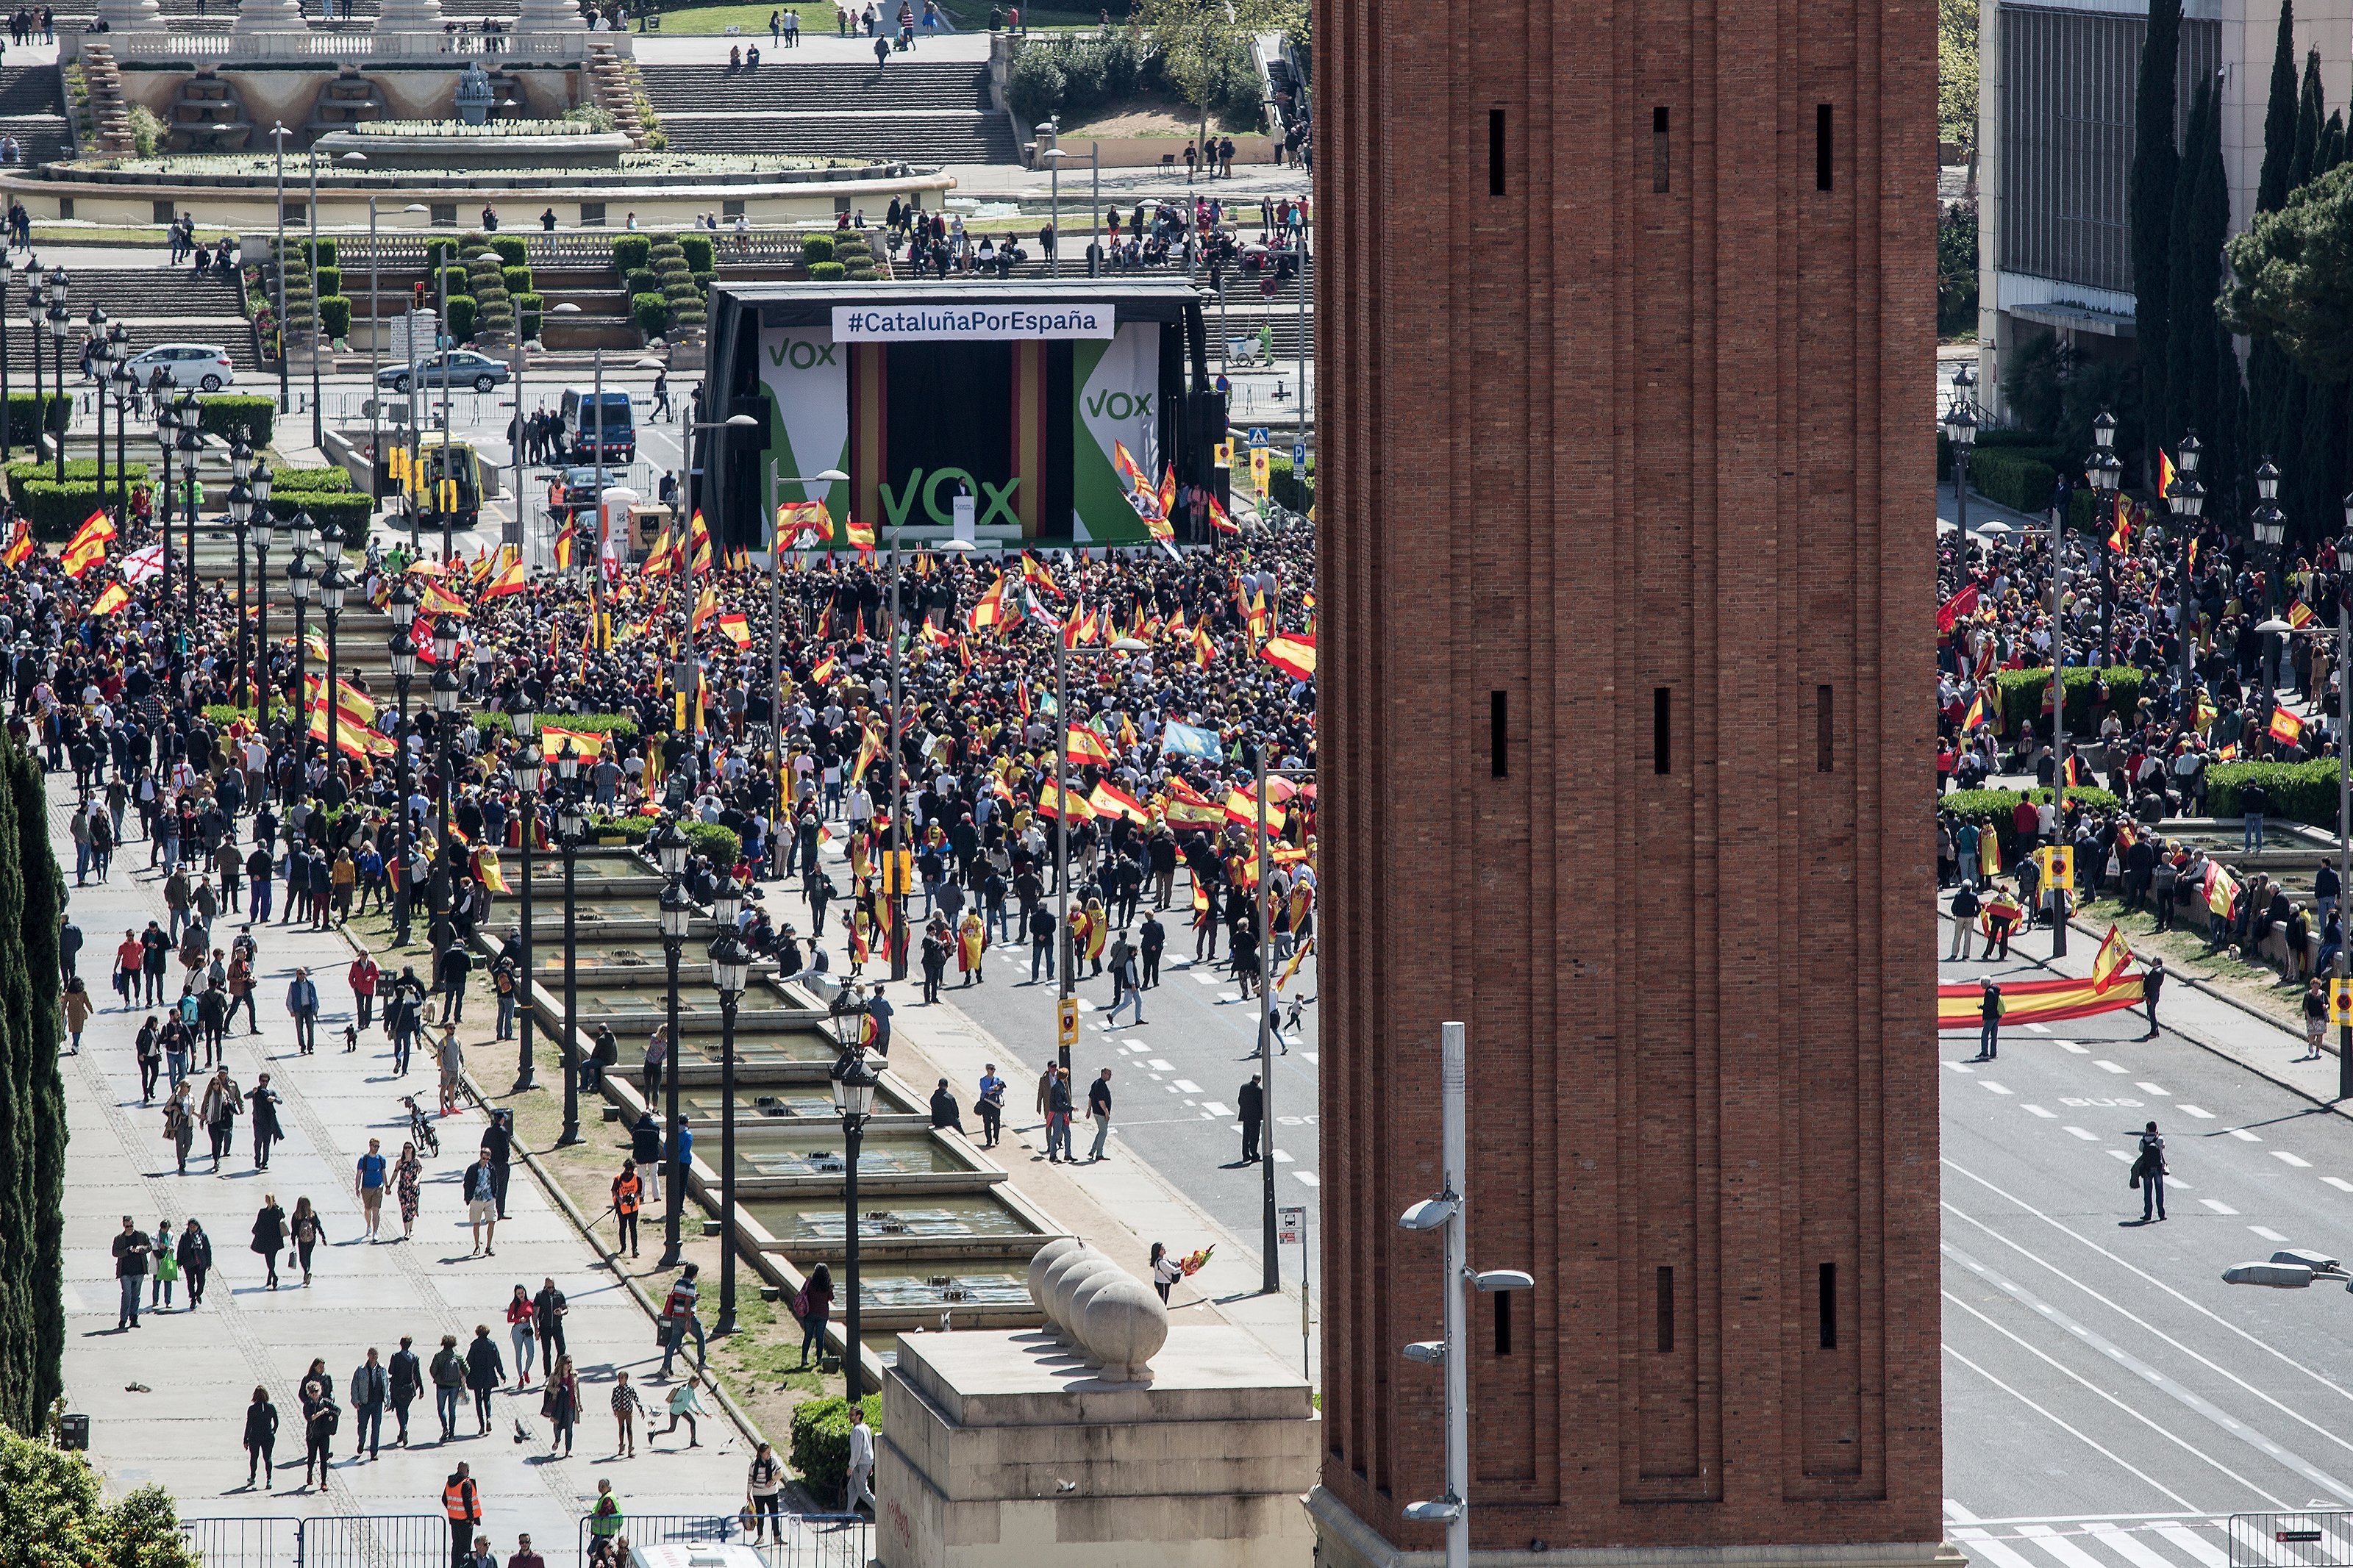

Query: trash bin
58,1414,88,1451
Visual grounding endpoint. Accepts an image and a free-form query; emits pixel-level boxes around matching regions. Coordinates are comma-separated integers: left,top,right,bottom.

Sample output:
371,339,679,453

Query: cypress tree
11,745,65,1425
0,739,29,1434
2291,49,2324,190
2251,1,2299,474
2163,82,2211,454
2132,0,2185,482
2165,82,2243,504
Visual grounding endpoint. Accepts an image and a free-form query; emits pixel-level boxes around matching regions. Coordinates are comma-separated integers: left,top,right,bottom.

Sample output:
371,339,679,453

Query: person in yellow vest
957,908,986,986
441,1460,482,1568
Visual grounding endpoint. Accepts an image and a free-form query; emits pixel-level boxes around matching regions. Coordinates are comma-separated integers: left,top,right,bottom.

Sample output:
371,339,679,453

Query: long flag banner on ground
1935,974,2146,1029
1160,720,1221,761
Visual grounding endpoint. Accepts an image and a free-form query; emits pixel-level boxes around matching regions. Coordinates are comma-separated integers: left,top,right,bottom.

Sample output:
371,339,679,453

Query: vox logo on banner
879,468,1021,529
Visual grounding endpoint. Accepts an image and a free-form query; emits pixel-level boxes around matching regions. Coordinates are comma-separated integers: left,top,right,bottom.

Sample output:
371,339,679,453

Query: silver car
119,343,235,392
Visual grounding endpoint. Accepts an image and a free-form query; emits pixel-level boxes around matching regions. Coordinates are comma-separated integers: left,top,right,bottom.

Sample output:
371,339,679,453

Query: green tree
1938,0,1979,151
1134,0,1304,156
2163,82,2242,501
1938,201,1979,337
2249,3,2299,472
2131,0,2183,483
0,1426,199,1568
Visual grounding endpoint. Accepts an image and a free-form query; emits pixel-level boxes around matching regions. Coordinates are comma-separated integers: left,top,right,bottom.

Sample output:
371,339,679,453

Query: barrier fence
2228,1513,2353,1568
582,1511,871,1568
176,1509,871,1567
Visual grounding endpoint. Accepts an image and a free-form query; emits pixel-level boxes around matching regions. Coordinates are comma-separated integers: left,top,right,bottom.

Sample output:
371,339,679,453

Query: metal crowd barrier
175,1514,458,1567
579,1511,872,1568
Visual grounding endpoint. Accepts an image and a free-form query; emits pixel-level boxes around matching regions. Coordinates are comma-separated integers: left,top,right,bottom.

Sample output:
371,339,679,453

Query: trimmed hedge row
1989,665,2145,733
2206,760,2340,826
1943,785,2124,859
6,459,148,512
196,395,276,447
788,1394,881,1503
1965,448,2060,515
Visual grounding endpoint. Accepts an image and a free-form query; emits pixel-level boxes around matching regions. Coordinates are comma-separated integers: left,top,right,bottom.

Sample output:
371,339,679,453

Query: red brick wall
1311,0,1940,1551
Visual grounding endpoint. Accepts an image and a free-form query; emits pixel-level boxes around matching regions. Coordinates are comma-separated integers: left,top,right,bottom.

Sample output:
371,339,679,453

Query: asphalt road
1940,932,2353,1568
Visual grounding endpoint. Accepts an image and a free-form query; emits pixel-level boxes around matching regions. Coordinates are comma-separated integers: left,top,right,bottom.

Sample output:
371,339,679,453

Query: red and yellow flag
480,557,526,600
1936,973,2145,1030
1207,491,1239,536
0,518,31,568
775,501,830,550
1088,779,1149,824
844,518,877,554
1261,632,1317,681
2089,925,2135,994
1065,723,1114,767
2290,601,2318,629
552,518,576,572
716,612,751,648
88,581,129,617
2269,706,2307,746
968,575,1011,633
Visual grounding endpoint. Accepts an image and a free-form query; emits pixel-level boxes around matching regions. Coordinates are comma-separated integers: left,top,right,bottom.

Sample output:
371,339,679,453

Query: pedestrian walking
177,1217,212,1307
657,1264,707,1379
251,1194,287,1289
2304,977,2329,1062
112,1214,150,1328
350,1348,388,1461
300,1374,338,1488
790,1262,833,1371
465,1151,499,1257
290,1195,324,1285
248,1073,283,1170
540,1354,579,1456
464,1324,504,1434
609,1372,643,1458
844,1403,876,1514
1086,1066,1113,1161
243,1386,278,1487
1948,882,1979,961
431,1333,466,1441
658,1378,706,1447
976,1063,1004,1147
2132,1120,2168,1222
1151,1240,1182,1303
505,1284,537,1390
746,1442,787,1540
357,1138,388,1239
612,1159,643,1257
396,1141,424,1240
533,1276,569,1367
1238,1072,1264,1162
285,967,321,1053
390,1335,422,1447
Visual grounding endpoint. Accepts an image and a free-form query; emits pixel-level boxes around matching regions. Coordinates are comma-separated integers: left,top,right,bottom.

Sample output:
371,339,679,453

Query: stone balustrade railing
62,25,626,60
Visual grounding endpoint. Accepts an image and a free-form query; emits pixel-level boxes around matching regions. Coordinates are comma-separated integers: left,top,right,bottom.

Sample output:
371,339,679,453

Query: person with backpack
430,1333,467,1442
657,1264,706,1379
790,1262,833,1372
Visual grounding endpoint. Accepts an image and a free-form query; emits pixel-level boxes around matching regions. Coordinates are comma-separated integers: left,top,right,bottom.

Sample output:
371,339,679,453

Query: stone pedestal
369,0,446,39
230,0,308,36
875,1325,1318,1568
96,0,162,35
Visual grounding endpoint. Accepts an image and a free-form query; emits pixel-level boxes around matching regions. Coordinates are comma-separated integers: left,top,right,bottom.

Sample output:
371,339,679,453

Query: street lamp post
175,393,201,627
388,583,418,948
44,265,68,484
285,513,316,814
108,322,128,523
251,455,274,717
2171,433,2207,723
85,306,109,518
652,816,693,1270
22,259,42,472
1255,751,1313,1295
509,715,541,1095
1946,365,1977,546
830,1042,878,1403
708,881,748,1336
431,620,463,929
1397,1022,1535,1568
1039,136,1063,276
318,521,346,836
2252,459,2288,695
555,770,586,1147
155,397,178,612
766,464,849,783
270,122,291,415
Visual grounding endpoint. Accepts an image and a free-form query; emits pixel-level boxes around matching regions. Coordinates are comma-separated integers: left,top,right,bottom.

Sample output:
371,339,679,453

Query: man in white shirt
844,1406,876,1513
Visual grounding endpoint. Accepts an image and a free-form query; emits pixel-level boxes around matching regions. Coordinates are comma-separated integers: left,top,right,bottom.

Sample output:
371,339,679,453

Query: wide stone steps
636,57,993,115
657,109,1015,164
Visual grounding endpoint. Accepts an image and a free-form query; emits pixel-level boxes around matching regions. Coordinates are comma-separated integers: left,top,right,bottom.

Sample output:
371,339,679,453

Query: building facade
1974,0,2352,420
1307,1,1955,1564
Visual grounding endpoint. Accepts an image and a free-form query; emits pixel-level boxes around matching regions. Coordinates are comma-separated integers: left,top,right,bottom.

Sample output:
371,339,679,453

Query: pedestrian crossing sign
2331,979,2353,1028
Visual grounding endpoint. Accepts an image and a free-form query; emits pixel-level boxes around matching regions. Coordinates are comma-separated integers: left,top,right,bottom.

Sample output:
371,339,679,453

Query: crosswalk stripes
1954,1522,2235,1568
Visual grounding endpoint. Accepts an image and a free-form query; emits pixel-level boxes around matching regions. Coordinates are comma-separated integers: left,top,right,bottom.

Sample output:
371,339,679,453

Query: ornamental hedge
612,235,653,273
1943,785,2123,860
489,235,528,268
807,262,846,282
0,394,67,439
5,460,148,511
800,234,835,265
18,480,121,537
788,1393,881,1502
319,296,352,340
271,465,354,495
1990,665,2144,733
1964,448,2060,515
677,233,714,273
196,395,276,446
2205,760,2340,826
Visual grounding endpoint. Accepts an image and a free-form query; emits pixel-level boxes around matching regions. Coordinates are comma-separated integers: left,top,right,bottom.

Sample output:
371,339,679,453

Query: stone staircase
0,66,71,167
584,39,647,148
0,268,256,379
638,58,1016,163
78,43,133,155
163,68,249,152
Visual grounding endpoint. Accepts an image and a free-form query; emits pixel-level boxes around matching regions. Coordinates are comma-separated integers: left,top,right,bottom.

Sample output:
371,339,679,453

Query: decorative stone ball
1063,1264,1121,1347
1026,1237,1082,1317
1043,1247,1108,1333
1079,1275,1168,1380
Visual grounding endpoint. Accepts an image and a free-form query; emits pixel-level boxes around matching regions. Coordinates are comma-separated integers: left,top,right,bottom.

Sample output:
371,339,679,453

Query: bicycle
401,1095,440,1158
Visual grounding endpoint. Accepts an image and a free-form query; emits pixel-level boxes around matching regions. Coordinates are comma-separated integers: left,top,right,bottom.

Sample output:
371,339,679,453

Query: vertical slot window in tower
1816,684,1834,772
1815,103,1834,191
1490,691,1507,778
1818,1262,1838,1349
1489,108,1507,196
1653,688,1671,774
1495,1289,1512,1355
1656,1265,1674,1353
1652,107,1671,192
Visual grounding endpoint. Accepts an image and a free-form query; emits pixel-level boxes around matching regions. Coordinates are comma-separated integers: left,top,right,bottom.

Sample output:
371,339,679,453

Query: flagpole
2338,528,2351,1100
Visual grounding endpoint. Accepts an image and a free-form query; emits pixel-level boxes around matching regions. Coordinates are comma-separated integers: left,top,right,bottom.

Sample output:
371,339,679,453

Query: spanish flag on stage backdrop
1937,973,2146,1030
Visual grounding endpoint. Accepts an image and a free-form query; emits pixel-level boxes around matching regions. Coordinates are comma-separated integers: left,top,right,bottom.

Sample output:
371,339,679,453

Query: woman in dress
394,1141,423,1241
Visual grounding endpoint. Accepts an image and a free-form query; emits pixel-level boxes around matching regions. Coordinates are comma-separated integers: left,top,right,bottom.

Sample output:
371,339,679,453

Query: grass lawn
2063,888,2308,1037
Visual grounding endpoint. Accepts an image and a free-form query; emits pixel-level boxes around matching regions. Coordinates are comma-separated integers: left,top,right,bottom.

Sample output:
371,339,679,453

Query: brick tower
1306,0,1954,1564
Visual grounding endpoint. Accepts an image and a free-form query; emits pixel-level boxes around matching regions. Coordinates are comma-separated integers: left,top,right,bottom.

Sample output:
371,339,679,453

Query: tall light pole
154,395,178,611
1039,137,1063,275
175,392,201,626
708,887,748,1336
830,1041,878,1403
388,581,418,948
43,265,67,484
107,321,129,522
270,122,290,415
318,519,345,831
251,455,274,717
2252,459,2287,695
22,259,42,473
430,621,462,919
651,816,693,1270
554,767,586,1147
1397,1021,1533,1568
227,432,252,709
767,463,849,783
2171,432,2207,725
1254,751,1313,1294
285,513,316,814
509,720,541,1095
85,305,109,518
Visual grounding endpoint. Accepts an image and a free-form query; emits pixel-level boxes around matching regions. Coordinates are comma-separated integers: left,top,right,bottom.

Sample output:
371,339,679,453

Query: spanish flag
88,581,129,617
2159,448,2177,497
643,523,675,577
480,557,527,600
2089,924,2134,994
1962,690,1988,731
1065,723,1114,767
716,612,751,648
419,581,471,618
1,518,31,568
553,518,575,572
63,509,114,557
2269,706,2307,746
1038,782,1096,820
845,518,877,554
810,654,837,687
1207,491,1239,536
1979,833,2002,878
2107,495,2131,554
775,500,830,550
1261,632,1317,681
2290,601,2317,629
690,583,718,632
1276,936,1314,993
1193,623,1215,669
2205,861,2240,917
538,724,607,761
849,725,882,787
1021,554,1060,598
688,512,713,576
1088,779,1149,824
1937,973,2146,1030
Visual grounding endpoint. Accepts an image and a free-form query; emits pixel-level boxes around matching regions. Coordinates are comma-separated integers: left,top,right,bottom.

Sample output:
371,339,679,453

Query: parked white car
119,343,235,392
